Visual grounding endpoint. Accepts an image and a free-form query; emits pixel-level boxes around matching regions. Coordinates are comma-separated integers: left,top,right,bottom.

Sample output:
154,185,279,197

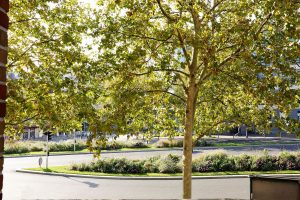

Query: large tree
6,0,300,198
88,0,300,198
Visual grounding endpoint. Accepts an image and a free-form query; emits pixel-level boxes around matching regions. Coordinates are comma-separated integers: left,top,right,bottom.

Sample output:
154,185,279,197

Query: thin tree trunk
183,85,197,199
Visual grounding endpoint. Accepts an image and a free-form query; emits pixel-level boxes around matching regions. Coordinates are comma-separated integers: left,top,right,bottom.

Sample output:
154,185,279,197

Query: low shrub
155,140,183,148
30,145,43,152
143,156,160,173
4,143,30,154
295,152,300,169
193,152,235,172
70,162,91,171
71,158,145,174
194,139,211,147
4,139,150,154
205,152,235,171
234,154,253,171
277,152,297,170
130,142,148,148
69,152,300,174
104,142,124,150
252,151,277,171
4,140,88,154
192,156,213,172
157,154,181,173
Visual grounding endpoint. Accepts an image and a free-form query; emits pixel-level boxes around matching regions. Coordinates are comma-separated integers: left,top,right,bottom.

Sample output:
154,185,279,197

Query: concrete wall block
0,103,6,118
0,49,7,64
0,12,8,30
0,66,5,82
0,85,6,100
0,0,9,12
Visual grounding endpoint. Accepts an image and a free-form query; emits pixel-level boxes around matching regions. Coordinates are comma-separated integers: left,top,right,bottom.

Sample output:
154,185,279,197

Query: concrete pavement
4,144,300,200
4,171,250,199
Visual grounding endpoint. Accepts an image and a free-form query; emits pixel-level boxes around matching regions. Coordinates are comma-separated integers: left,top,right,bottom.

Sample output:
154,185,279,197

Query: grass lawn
4,149,90,157
26,166,300,177
211,141,300,147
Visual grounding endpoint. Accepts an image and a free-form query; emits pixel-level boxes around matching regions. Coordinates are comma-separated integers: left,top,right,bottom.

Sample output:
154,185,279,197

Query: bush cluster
71,151,300,174
70,154,182,174
193,151,300,172
48,142,87,152
5,138,215,154
154,139,210,148
103,141,149,150
193,152,235,172
4,141,87,154
4,140,149,154
154,140,183,148
4,143,30,154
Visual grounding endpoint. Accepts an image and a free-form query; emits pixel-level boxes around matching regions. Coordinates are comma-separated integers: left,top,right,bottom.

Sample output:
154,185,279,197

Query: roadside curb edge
15,169,250,180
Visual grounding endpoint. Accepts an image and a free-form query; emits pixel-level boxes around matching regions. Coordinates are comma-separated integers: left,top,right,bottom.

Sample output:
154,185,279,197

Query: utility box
250,175,300,200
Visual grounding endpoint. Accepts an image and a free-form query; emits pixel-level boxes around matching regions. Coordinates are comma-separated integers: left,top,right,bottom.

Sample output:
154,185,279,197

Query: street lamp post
73,129,76,152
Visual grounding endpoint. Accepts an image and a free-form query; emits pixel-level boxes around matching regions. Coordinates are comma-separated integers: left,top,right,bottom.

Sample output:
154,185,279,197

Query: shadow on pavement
65,176,99,188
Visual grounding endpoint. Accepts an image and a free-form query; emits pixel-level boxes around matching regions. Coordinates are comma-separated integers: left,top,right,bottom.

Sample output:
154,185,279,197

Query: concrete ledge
16,169,250,180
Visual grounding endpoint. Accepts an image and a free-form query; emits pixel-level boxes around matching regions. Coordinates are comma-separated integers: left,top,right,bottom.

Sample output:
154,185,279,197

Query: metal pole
46,134,48,169
74,129,76,152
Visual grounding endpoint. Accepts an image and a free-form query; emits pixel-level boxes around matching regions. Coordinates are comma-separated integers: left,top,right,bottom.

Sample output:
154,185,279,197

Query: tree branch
144,90,186,102
199,0,227,23
193,119,228,144
156,0,176,22
254,12,274,39
176,29,191,65
217,47,243,69
6,114,40,126
118,31,174,43
130,68,189,77
10,17,41,25
177,74,188,93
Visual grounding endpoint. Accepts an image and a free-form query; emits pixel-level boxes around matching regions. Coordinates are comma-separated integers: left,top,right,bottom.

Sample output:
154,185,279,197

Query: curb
16,169,250,180
193,143,300,151
4,152,92,158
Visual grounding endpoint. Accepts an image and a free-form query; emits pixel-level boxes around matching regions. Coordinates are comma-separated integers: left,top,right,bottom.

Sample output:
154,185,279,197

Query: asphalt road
3,144,300,200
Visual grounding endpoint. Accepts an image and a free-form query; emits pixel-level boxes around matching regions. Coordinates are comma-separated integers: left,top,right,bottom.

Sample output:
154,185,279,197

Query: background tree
6,0,97,137
88,0,300,199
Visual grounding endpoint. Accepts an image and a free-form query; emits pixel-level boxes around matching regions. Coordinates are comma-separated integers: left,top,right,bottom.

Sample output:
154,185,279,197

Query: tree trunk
183,85,197,199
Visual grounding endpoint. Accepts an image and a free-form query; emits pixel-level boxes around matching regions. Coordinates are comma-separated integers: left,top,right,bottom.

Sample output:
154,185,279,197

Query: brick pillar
0,0,9,199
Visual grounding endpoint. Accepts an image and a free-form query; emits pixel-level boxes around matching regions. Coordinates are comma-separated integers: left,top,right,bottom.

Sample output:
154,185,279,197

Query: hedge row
4,141,88,154
4,138,212,154
4,140,149,154
70,154,182,174
154,139,209,148
70,151,300,174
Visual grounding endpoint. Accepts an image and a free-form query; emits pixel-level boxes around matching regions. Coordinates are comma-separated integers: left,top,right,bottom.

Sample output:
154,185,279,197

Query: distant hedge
4,140,149,154
4,141,88,154
70,151,300,174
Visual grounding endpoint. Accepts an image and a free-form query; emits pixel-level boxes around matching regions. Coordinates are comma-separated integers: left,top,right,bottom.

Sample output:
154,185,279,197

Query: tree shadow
66,176,99,188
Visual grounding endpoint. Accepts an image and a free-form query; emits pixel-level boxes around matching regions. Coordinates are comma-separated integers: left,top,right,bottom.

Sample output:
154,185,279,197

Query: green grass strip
26,166,300,177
